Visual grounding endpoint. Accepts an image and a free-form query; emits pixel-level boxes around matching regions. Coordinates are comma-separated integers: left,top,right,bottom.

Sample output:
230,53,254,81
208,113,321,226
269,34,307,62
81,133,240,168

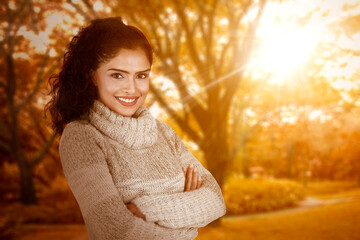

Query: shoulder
155,119,177,139
59,120,106,154
59,120,107,171
62,120,103,139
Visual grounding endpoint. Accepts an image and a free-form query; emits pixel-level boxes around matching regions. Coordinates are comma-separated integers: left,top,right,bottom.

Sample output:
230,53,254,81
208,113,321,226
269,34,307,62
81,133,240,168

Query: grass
197,181,360,240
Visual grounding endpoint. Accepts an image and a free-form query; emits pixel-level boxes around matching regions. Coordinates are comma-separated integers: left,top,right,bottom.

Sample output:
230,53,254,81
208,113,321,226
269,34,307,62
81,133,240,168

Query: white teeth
116,97,136,103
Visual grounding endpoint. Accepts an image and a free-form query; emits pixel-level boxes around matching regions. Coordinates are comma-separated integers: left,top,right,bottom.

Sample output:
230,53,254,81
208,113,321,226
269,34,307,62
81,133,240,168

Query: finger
191,167,198,190
126,203,135,213
127,203,146,219
185,164,193,191
136,209,146,220
182,167,186,175
126,204,132,211
196,176,202,189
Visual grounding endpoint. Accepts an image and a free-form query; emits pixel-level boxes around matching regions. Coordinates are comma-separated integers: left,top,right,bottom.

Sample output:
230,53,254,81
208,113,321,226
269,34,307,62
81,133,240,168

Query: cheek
98,78,117,93
138,81,150,95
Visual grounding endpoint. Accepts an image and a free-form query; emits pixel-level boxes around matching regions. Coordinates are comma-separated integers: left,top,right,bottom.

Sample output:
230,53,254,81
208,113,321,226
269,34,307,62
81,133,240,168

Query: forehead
100,48,151,71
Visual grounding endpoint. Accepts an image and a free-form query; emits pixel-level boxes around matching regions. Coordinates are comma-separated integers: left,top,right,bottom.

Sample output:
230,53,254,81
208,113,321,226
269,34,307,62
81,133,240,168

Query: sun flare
248,0,340,85
250,18,321,85
255,26,318,84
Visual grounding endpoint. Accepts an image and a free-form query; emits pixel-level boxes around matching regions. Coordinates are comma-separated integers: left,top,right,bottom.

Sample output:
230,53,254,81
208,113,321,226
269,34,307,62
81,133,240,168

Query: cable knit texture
59,100,226,240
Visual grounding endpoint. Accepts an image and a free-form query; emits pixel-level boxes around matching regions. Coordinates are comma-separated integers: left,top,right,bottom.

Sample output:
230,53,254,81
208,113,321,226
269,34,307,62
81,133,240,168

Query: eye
137,73,148,79
111,73,124,79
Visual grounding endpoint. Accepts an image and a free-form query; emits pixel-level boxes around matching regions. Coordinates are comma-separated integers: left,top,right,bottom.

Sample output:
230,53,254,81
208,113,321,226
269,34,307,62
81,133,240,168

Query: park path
12,196,360,240
223,195,360,221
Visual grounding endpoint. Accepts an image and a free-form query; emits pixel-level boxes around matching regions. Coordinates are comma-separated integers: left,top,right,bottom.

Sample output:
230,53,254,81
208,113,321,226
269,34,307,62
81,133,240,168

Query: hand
182,164,202,192
126,203,146,220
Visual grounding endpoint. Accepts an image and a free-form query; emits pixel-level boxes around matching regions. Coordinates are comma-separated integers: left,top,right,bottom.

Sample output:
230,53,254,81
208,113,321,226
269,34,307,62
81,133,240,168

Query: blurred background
1,0,359,239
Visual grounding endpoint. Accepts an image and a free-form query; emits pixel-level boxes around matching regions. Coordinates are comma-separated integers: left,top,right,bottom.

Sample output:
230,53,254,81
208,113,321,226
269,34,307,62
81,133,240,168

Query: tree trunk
201,119,231,189
17,153,37,205
243,147,250,178
10,106,38,205
286,142,297,179
13,125,37,205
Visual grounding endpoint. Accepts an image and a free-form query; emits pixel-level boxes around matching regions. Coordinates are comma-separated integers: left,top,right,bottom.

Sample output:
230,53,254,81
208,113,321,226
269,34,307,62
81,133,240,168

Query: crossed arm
126,164,202,219
129,125,226,229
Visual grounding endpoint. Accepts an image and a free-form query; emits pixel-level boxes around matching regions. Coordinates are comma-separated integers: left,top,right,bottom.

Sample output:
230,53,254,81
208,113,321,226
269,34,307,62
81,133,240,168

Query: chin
115,107,138,117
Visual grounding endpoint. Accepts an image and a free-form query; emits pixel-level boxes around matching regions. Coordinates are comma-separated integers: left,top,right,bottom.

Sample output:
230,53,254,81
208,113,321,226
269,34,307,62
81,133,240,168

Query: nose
123,78,136,94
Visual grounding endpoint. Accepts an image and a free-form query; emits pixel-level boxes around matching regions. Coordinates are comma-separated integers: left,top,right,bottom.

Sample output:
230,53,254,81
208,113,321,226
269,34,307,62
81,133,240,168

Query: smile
115,96,139,106
116,97,137,103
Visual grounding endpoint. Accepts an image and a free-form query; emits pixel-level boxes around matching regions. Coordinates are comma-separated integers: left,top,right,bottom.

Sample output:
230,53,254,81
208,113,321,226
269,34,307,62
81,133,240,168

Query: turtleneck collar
88,100,158,149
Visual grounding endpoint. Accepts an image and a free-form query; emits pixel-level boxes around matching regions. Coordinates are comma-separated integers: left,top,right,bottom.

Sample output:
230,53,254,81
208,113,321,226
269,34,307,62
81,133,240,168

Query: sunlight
93,1,104,11
309,109,332,123
149,103,162,118
255,26,318,84
248,0,359,85
250,1,324,85
332,79,359,91
8,1,16,10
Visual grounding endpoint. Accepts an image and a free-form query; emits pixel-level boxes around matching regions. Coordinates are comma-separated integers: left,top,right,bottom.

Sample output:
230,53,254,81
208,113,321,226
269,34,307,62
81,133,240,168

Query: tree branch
150,82,202,144
160,61,209,128
215,0,240,76
0,140,11,155
0,81,6,90
82,0,99,19
231,110,270,159
66,0,92,22
8,0,27,24
0,118,11,142
30,132,57,167
204,0,218,73
28,0,39,34
15,49,50,111
222,0,267,108
12,0,31,37
220,0,252,76
173,1,205,81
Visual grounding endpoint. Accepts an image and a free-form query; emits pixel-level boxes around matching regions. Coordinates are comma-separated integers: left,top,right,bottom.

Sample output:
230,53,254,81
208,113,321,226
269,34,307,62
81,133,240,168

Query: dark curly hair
45,17,153,134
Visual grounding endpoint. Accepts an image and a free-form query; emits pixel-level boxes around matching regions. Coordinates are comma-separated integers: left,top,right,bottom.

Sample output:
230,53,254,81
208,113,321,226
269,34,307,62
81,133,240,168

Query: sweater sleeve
59,122,198,240
132,125,226,229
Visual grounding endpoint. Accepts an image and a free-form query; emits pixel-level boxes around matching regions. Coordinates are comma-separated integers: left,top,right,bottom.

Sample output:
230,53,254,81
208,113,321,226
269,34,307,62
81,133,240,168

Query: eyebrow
107,68,151,74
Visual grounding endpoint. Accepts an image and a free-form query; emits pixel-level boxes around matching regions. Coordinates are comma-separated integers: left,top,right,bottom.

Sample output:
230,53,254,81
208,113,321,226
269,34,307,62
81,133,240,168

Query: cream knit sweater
59,100,226,240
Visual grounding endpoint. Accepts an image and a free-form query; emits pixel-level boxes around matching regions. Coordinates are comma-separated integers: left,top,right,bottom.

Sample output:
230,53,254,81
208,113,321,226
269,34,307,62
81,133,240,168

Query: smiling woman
45,17,226,240
93,48,151,117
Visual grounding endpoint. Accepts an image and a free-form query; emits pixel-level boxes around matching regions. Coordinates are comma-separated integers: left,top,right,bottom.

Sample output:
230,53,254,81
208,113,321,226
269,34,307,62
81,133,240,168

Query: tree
0,0,59,204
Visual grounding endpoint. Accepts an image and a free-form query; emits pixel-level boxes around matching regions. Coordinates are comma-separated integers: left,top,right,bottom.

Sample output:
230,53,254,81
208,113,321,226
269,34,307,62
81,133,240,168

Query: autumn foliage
223,175,304,215
0,1,359,237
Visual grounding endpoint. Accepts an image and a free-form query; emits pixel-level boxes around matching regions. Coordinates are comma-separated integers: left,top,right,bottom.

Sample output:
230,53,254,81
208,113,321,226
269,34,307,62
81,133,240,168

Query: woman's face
94,48,151,117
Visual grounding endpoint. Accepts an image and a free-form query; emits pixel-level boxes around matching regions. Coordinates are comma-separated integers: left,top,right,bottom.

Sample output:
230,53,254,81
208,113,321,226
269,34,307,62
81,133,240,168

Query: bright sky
248,0,360,88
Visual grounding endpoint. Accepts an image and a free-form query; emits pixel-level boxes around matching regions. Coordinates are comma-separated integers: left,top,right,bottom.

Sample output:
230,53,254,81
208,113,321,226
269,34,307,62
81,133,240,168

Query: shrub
223,175,305,215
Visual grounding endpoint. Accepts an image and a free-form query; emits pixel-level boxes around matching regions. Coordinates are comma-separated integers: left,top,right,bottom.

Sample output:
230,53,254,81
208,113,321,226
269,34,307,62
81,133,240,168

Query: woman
46,17,226,240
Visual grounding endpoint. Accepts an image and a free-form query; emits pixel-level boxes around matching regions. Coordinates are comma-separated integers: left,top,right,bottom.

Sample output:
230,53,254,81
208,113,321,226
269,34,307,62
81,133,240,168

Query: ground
5,181,360,240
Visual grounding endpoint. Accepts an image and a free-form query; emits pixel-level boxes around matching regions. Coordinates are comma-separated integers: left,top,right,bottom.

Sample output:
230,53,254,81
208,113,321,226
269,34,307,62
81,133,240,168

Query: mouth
115,96,139,106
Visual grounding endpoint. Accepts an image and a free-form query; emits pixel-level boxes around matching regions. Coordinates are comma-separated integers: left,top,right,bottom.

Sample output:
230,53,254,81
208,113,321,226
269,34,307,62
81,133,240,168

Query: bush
223,175,305,215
